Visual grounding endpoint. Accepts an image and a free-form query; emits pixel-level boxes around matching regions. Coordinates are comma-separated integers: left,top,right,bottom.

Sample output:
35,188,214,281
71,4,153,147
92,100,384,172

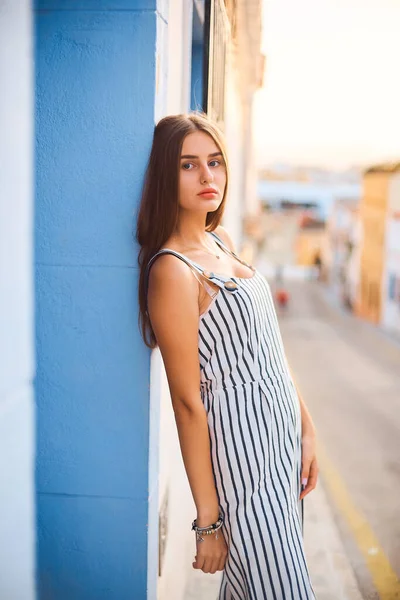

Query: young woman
136,112,317,599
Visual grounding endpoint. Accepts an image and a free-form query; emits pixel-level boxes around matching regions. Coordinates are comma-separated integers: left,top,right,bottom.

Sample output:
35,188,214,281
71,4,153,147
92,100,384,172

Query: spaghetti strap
146,248,231,290
146,248,203,282
146,247,241,291
144,247,240,314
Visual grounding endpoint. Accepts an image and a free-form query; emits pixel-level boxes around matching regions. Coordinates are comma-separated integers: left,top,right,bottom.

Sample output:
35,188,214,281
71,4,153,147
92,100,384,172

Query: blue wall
35,2,161,597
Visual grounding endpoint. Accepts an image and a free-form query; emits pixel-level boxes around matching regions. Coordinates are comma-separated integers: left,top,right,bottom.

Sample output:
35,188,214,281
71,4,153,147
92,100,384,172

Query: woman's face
178,130,227,213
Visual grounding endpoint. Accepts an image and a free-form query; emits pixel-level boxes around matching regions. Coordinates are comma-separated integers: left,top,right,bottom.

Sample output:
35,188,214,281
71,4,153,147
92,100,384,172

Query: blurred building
222,0,265,263
257,175,361,222
381,167,400,336
260,210,300,270
358,163,400,326
32,1,265,599
255,203,329,281
325,198,361,309
295,214,326,269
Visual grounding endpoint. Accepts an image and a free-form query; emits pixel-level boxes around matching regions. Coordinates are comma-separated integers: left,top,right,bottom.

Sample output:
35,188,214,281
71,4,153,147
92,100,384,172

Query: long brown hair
136,111,230,348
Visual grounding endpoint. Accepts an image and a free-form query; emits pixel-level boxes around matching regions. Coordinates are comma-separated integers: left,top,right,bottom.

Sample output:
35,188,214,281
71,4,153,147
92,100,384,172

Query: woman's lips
199,191,218,198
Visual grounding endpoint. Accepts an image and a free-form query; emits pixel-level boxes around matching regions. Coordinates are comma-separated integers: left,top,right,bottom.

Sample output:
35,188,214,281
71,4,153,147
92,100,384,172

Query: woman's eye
182,160,222,170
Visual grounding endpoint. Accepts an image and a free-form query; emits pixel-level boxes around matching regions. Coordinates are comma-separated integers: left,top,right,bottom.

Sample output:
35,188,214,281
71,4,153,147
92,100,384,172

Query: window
203,0,229,127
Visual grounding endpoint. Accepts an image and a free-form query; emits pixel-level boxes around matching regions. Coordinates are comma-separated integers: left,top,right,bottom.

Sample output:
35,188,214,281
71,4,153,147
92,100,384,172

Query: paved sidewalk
185,563,221,600
185,477,363,599
304,477,363,600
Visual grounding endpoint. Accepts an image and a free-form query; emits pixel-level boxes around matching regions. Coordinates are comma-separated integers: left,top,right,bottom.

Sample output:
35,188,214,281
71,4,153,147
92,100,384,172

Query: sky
253,0,400,169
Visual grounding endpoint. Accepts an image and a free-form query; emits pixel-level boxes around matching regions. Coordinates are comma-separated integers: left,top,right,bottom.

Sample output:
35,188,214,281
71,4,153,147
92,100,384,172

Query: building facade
0,1,263,597
358,165,397,324
295,216,326,269
32,1,264,599
381,170,400,336
35,2,162,598
326,198,361,309
157,2,264,598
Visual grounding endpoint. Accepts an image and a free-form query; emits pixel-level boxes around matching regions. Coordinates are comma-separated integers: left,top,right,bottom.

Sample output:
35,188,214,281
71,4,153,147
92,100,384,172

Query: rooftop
364,162,400,174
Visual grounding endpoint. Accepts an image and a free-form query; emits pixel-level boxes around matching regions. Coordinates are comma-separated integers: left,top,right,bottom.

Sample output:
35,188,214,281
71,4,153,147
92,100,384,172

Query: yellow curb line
316,440,400,599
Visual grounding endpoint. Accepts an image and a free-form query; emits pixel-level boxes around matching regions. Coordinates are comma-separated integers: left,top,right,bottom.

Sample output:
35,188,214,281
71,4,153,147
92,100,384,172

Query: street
280,280,400,600
186,280,400,600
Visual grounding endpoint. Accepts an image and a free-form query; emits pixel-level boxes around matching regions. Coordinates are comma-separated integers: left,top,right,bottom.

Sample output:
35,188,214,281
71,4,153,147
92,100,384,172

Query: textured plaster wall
35,1,161,597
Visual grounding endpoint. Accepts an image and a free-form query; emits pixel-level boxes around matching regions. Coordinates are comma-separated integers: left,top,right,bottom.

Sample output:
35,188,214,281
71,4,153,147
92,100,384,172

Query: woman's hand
192,530,228,574
300,432,318,500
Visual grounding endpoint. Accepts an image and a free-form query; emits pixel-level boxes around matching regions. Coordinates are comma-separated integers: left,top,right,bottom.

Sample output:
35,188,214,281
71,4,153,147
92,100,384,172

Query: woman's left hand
299,433,318,500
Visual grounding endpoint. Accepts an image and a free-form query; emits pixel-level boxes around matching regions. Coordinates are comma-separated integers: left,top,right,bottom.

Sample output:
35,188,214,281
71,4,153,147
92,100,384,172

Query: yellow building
358,163,399,323
295,216,326,267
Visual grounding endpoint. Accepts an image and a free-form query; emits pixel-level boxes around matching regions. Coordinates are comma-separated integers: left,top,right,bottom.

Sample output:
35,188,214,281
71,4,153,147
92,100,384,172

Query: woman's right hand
192,529,228,574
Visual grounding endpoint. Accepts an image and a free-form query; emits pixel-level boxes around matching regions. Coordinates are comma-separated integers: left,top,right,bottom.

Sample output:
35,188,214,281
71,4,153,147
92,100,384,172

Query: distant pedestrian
137,112,317,599
276,287,290,310
313,250,322,281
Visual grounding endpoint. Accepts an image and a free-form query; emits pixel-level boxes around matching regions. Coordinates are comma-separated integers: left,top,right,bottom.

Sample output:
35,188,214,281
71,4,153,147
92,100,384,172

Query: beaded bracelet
191,514,224,543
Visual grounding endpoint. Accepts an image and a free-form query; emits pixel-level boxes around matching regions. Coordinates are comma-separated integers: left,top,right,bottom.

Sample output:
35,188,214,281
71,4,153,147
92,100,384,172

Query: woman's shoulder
147,251,198,301
146,252,200,326
148,251,193,282
213,224,237,253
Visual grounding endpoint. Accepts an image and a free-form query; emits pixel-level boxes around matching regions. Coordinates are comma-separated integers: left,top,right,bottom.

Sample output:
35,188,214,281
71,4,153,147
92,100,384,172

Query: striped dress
147,231,316,600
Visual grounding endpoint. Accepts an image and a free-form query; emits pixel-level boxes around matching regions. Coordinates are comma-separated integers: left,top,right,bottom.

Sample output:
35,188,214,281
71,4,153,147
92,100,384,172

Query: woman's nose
200,164,213,182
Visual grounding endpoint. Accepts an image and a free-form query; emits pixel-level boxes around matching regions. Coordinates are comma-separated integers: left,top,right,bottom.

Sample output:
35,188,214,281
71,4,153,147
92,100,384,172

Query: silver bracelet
191,514,224,543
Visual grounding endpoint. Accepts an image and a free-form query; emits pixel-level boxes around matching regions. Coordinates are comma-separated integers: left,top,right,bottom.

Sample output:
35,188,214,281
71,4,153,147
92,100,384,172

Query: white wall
346,217,362,308
156,357,195,600
223,47,244,250
0,2,35,599
155,3,198,599
154,5,261,596
167,0,193,114
382,174,400,335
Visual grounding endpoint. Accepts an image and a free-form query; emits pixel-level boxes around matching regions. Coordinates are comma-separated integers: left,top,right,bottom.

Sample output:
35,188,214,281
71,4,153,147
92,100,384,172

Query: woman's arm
289,368,316,437
147,254,220,524
289,366,319,498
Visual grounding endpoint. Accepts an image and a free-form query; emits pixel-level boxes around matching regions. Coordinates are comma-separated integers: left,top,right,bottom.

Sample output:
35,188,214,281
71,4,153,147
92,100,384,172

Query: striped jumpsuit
147,231,316,600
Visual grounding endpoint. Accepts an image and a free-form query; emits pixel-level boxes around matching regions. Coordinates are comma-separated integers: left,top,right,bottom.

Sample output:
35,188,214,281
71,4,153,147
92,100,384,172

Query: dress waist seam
200,376,268,394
